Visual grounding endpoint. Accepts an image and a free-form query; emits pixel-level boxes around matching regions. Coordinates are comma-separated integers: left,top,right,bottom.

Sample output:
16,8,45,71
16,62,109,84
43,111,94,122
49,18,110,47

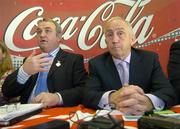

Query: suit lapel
129,48,142,85
105,53,122,89
48,49,66,77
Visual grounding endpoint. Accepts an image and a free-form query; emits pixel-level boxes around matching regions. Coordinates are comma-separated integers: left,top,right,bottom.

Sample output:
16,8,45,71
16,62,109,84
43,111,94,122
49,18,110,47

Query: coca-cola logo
4,0,154,53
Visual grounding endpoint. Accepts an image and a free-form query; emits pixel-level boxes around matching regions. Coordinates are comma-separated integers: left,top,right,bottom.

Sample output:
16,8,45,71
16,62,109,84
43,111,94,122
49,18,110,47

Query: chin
39,46,47,52
112,52,123,58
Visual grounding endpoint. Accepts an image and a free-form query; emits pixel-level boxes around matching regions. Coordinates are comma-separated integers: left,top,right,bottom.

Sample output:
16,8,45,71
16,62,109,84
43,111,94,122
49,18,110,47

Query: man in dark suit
2,18,87,108
83,17,176,115
168,40,180,104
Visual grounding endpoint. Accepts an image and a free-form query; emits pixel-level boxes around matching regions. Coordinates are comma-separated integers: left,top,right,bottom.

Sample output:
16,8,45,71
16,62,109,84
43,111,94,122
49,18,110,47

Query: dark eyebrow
106,30,113,33
36,28,41,31
44,27,52,30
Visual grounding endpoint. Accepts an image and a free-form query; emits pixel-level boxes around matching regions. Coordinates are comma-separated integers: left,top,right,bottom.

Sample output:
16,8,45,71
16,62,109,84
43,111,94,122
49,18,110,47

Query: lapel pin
56,60,61,67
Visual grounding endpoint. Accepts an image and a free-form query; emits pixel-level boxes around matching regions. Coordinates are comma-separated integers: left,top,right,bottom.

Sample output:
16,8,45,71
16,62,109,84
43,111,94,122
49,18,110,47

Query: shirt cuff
146,94,165,111
56,92,63,106
98,90,115,110
17,66,31,84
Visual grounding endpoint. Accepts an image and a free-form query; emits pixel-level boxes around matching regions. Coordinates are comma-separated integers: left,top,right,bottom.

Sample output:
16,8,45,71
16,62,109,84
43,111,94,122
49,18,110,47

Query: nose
40,30,46,37
112,33,119,44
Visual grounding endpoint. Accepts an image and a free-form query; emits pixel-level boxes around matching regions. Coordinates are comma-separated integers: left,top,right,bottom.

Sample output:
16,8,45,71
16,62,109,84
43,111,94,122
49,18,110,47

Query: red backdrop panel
0,0,180,74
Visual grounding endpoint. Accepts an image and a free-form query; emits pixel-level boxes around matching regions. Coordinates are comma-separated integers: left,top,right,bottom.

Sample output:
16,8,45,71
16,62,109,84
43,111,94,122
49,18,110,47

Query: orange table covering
3,105,180,129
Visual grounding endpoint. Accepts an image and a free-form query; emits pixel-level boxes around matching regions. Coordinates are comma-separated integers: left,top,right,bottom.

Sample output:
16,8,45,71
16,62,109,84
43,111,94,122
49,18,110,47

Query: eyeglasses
0,103,20,113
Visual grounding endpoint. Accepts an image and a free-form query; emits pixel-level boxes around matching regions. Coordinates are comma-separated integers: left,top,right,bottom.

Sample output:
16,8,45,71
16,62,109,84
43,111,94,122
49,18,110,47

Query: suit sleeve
2,69,37,103
83,59,106,109
59,54,87,106
2,70,25,97
168,42,180,104
150,53,177,107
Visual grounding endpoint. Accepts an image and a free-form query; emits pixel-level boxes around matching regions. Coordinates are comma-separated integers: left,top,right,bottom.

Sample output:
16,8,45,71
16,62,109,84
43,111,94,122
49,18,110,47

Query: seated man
83,17,176,115
168,40,180,104
2,18,87,108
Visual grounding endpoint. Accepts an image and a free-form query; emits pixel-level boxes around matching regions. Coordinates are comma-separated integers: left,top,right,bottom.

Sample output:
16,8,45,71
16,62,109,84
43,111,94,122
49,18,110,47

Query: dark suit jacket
2,49,87,106
168,40,180,104
83,48,176,109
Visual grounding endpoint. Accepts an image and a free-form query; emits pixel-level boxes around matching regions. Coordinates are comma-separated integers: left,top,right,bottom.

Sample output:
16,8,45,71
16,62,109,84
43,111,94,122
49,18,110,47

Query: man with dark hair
2,18,87,108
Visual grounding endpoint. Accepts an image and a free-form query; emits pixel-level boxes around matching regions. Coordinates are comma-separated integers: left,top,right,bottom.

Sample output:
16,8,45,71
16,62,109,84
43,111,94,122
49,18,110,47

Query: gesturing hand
22,50,52,75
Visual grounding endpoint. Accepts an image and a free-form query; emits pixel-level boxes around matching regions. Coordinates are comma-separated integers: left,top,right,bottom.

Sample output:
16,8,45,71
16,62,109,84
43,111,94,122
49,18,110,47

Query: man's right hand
22,51,52,75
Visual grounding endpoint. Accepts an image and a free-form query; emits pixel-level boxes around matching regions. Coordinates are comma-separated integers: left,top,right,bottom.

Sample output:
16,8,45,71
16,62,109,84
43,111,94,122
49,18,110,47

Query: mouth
113,46,121,49
40,39,47,44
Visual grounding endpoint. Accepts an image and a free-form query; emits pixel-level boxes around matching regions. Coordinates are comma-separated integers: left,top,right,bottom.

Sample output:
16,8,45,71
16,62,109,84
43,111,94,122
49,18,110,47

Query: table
2,105,180,129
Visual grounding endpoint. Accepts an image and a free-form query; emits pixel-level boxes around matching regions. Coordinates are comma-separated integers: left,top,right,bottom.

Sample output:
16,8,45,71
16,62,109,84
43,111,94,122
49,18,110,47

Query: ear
131,35,137,46
57,31,62,39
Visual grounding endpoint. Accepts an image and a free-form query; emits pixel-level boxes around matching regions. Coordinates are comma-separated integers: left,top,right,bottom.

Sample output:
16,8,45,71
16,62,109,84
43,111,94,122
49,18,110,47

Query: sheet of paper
1,125,24,129
160,113,180,119
0,104,43,121
122,115,142,121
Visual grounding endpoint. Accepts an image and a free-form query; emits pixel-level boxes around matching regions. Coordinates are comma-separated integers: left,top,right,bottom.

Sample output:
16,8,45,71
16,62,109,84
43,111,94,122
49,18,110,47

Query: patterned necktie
34,71,48,96
118,61,129,85
34,55,51,96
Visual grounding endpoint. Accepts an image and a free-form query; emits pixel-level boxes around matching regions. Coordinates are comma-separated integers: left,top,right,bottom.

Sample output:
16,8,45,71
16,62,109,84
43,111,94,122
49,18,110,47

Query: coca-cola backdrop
0,0,180,75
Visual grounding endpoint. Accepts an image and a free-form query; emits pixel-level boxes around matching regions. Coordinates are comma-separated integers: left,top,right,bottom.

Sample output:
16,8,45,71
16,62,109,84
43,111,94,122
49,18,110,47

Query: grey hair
104,16,135,40
37,18,62,38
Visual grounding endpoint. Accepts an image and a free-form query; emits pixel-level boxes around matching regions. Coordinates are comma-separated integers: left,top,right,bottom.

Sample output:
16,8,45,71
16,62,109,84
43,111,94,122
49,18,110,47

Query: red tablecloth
3,104,180,129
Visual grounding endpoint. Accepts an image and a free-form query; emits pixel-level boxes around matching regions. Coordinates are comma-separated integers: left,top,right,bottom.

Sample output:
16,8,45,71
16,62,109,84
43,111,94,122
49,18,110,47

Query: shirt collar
48,47,60,58
112,52,131,66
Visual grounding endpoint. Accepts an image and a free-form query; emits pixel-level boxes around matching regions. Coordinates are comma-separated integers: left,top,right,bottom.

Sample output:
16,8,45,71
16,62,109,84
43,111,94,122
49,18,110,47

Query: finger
129,104,145,115
39,57,52,64
36,67,49,73
36,53,49,59
121,86,144,97
115,94,129,103
29,50,36,58
42,101,48,108
132,104,146,113
117,98,138,107
31,97,37,103
130,93,149,106
118,106,144,115
110,90,127,104
131,109,144,115
34,94,43,103
131,85,144,95
119,87,136,97
117,93,145,107
130,93,144,102
39,62,52,68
